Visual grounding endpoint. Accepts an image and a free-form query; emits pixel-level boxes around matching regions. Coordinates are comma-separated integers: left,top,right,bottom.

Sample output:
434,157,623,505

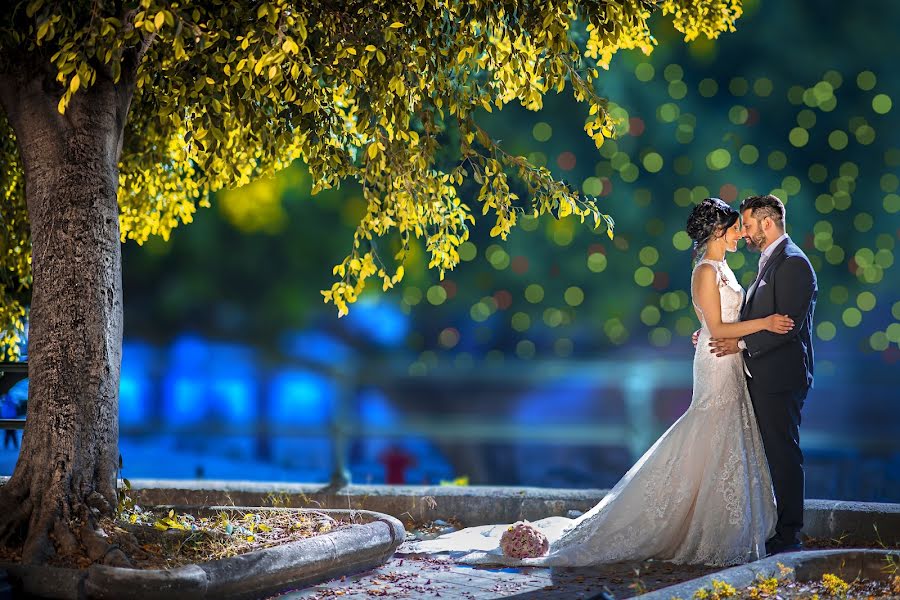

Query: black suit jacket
740,237,817,392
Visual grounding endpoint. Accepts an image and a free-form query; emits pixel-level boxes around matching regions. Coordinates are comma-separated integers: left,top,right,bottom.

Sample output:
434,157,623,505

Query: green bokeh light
797,109,817,128
817,321,836,341
525,283,544,303
668,80,688,100
649,327,672,347
739,144,759,164
641,305,661,326
635,62,655,82
707,148,732,170
729,77,749,96
639,246,660,266
808,164,828,183
532,122,552,142
664,64,684,82
857,291,877,311
754,77,773,97
673,230,692,250
768,151,788,170
828,130,849,150
883,193,900,213
729,105,749,124
587,252,608,272
870,332,889,351
698,78,718,97
516,340,536,359
564,286,585,307
459,241,477,261
872,93,892,114
842,307,862,327
634,266,654,287
427,285,447,305
642,152,664,173
789,127,809,147
511,312,531,332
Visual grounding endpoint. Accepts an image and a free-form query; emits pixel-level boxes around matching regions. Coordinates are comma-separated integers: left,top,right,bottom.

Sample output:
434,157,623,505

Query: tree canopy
0,0,742,358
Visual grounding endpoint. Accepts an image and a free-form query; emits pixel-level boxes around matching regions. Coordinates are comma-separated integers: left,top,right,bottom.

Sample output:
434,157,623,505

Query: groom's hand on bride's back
709,338,741,357
692,329,701,347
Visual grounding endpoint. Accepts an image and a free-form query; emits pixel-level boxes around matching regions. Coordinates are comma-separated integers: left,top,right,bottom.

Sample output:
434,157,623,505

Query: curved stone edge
0,507,404,600
633,549,900,600
96,478,900,544
6,478,898,541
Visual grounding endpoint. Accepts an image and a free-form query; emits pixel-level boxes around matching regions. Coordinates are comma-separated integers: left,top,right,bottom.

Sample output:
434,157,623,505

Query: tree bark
0,60,134,566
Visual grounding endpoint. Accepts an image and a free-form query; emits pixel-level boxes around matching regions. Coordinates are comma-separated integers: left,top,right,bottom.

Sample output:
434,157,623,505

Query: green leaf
26,0,44,18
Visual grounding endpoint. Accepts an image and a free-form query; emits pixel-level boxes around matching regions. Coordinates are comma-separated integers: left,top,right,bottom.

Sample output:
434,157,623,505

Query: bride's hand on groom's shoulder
709,338,741,357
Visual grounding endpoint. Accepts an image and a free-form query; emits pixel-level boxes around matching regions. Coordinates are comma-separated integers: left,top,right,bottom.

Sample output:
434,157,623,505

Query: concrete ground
274,544,718,599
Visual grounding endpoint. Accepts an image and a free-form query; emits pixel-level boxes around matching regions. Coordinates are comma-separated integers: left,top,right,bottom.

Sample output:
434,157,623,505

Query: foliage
0,0,743,357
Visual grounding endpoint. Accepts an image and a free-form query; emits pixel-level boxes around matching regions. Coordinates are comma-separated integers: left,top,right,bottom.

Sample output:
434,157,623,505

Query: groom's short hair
740,194,785,230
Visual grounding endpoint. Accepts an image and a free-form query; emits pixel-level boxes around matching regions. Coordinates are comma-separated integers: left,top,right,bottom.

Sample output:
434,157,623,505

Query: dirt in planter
0,507,353,570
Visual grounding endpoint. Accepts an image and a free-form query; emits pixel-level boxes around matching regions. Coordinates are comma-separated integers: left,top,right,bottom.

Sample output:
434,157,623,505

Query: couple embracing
407,194,817,567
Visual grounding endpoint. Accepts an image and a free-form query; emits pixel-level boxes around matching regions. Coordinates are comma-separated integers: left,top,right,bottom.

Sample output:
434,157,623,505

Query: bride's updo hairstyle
686,197,739,262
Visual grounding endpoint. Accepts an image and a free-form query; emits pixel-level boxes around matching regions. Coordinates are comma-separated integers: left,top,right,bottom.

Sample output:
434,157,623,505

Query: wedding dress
402,258,776,567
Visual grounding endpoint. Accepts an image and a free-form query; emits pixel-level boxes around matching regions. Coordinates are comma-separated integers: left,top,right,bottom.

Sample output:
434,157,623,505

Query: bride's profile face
722,219,742,253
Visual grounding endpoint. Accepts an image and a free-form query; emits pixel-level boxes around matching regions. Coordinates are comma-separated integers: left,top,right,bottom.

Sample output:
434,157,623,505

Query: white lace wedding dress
402,258,776,567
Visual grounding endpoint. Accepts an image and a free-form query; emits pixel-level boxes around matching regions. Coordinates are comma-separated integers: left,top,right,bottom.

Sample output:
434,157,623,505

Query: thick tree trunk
0,62,134,566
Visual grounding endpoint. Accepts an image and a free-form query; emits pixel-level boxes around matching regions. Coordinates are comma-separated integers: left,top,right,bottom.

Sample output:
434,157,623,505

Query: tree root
1,478,133,568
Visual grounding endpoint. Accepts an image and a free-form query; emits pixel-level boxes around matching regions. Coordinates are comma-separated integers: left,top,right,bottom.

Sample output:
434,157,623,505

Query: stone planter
1,507,404,600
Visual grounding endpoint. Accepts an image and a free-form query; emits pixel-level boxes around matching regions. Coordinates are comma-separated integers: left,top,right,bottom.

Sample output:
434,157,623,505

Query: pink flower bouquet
499,521,549,559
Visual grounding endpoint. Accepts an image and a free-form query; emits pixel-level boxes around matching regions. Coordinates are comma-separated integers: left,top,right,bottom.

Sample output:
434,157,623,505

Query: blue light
162,336,257,426
269,370,334,425
344,298,408,345
169,377,206,425
120,341,155,425
211,378,255,422
357,387,397,426
280,330,352,366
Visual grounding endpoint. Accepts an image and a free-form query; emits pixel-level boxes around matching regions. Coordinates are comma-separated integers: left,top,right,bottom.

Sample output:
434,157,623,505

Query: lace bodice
691,258,744,331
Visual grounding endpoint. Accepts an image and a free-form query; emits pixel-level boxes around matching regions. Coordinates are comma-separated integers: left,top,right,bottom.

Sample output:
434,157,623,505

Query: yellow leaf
154,11,165,30
367,143,378,159
69,74,80,93
365,45,376,52
57,95,66,114
389,22,404,28
36,19,51,44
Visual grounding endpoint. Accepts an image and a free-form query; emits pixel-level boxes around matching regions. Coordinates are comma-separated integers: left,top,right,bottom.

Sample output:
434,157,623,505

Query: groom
709,194,817,555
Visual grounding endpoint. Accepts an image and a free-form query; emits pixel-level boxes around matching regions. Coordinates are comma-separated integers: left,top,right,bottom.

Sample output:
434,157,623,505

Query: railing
3,359,899,489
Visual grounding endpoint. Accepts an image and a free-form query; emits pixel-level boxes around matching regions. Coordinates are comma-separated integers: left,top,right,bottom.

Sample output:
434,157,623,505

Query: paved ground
275,544,719,599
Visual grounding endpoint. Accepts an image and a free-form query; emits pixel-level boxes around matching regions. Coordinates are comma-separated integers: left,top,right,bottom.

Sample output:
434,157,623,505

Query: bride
403,198,793,567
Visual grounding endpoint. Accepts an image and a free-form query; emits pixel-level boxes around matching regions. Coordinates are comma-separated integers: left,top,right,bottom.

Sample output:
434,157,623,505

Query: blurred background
2,0,898,501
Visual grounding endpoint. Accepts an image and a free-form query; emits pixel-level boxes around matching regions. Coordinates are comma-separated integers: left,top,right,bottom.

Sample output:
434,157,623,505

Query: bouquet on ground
499,521,549,559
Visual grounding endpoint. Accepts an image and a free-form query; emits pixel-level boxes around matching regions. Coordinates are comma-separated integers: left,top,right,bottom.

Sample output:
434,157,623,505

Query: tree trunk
0,62,134,566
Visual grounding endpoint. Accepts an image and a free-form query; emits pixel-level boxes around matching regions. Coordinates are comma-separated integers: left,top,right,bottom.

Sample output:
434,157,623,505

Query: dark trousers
3,429,18,450
747,377,807,544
